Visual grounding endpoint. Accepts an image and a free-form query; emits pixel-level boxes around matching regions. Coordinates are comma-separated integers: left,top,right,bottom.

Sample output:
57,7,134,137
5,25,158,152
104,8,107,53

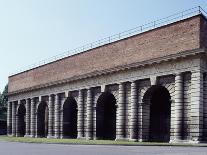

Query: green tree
0,84,8,120
0,84,8,107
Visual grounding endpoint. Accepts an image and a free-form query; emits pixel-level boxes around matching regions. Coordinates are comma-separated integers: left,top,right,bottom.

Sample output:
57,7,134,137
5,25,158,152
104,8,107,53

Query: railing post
198,6,201,14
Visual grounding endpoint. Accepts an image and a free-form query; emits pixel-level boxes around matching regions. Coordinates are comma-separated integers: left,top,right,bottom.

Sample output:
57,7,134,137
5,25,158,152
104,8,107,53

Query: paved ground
0,141,207,155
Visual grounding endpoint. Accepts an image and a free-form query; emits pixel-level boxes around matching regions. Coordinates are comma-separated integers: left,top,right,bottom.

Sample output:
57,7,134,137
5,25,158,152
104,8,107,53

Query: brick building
7,8,207,143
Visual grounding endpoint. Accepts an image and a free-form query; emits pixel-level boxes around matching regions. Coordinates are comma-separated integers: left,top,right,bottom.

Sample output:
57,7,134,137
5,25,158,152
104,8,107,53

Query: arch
143,85,171,142
96,92,117,140
63,97,78,138
17,103,26,137
37,101,49,137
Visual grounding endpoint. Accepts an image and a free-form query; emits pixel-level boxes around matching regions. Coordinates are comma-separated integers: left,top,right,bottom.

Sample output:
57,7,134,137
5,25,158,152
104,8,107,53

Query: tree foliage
0,84,8,107
0,84,8,120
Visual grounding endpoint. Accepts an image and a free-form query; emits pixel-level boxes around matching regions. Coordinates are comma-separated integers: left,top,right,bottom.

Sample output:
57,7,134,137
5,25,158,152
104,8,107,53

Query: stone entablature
8,15,207,93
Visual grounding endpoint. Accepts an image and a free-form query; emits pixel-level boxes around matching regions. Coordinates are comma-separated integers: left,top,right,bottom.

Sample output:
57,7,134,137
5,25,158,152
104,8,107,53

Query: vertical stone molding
116,82,125,140
93,104,96,140
86,88,93,140
12,101,17,136
30,98,36,137
7,102,12,135
35,97,41,138
15,101,20,137
54,94,60,138
60,99,64,139
60,109,63,138
129,81,138,141
173,73,183,142
47,95,53,138
190,71,204,142
25,99,31,137
138,102,143,141
77,89,84,139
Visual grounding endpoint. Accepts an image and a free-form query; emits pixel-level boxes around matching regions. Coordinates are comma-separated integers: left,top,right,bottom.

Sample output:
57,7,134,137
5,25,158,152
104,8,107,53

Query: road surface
0,141,207,155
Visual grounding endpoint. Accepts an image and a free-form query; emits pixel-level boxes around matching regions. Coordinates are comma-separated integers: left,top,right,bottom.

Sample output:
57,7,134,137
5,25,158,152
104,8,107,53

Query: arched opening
37,102,49,137
96,92,117,140
17,103,26,137
143,85,171,142
63,97,78,138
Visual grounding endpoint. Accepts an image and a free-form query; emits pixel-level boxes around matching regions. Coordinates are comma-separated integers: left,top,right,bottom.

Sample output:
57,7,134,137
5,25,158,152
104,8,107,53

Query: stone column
47,95,53,138
77,89,84,139
93,103,96,140
35,97,41,138
138,101,143,142
54,94,60,138
86,88,93,140
25,99,31,137
172,73,183,142
7,102,12,136
116,82,125,140
30,98,36,137
15,101,20,137
129,81,138,141
190,71,204,142
60,99,64,139
12,101,17,136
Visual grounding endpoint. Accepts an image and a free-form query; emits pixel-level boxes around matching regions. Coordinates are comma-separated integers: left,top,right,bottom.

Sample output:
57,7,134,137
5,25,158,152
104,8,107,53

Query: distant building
7,8,207,143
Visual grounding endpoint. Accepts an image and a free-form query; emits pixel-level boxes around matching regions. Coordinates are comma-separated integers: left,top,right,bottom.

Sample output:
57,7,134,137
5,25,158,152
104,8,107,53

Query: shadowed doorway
63,97,78,138
96,92,117,140
17,103,26,137
143,85,171,142
37,102,49,137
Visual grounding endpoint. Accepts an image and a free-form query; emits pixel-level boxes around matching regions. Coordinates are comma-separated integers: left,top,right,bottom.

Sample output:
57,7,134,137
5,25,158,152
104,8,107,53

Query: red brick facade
8,15,205,93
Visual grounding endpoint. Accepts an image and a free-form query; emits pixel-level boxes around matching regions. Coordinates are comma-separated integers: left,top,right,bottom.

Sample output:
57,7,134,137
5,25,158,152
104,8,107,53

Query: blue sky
0,0,207,92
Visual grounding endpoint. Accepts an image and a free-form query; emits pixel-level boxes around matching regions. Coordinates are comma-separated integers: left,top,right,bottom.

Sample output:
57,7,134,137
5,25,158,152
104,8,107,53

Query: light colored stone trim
190,71,204,142
86,88,93,140
129,81,138,141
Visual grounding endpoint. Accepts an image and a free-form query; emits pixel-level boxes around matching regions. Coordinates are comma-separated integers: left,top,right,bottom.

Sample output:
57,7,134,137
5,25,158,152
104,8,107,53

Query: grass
0,135,207,147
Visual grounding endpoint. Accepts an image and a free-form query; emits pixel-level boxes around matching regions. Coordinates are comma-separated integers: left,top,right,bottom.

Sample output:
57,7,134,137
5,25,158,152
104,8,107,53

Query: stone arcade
7,13,207,143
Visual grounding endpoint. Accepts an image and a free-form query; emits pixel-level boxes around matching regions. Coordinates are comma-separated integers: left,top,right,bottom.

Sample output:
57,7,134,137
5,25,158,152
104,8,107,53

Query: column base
47,135,55,139
129,138,137,142
77,136,86,140
54,136,60,139
7,134,13,137
169,139,191,144
138,139,148,142
115,138,129,141
86,137,93,140
29,135,36,138
24,135,31,138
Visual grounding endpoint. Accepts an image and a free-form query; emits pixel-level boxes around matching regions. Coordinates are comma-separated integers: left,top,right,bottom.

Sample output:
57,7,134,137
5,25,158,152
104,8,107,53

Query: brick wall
9,15,203,93
200,15,207,49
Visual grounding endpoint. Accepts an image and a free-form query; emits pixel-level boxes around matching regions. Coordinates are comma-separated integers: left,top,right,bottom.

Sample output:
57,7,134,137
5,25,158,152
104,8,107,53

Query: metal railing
10,6,207,76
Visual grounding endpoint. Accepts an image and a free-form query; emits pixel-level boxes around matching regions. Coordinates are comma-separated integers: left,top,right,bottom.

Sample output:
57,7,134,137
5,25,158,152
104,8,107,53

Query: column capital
150,75,157,86
117,82,125,85
174,72,183,76
48,94,53,102
25,98,31,103
65,91,69,98
130,80,137,83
